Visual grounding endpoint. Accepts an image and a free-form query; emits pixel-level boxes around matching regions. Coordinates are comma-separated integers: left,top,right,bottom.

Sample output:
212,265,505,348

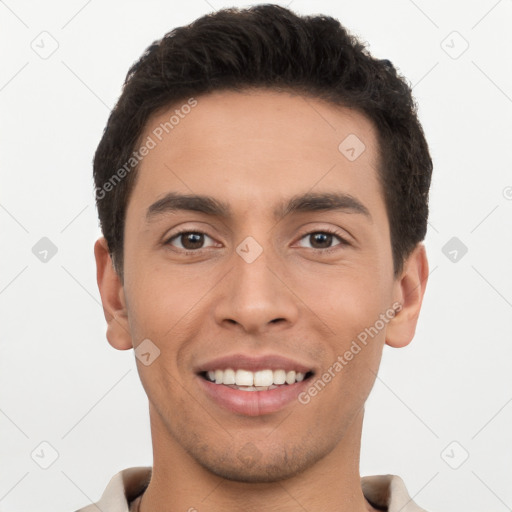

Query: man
80,4,432,511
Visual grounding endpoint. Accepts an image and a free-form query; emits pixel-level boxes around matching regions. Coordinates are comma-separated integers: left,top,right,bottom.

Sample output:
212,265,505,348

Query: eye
296,229,348,250
164,228,349,254
166,230,218,251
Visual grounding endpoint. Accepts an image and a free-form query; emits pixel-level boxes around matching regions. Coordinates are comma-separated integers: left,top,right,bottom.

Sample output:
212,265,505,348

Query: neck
140,406,376,512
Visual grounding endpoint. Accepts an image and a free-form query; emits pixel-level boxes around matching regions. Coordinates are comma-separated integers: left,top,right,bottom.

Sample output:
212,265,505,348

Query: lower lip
197,375,311,416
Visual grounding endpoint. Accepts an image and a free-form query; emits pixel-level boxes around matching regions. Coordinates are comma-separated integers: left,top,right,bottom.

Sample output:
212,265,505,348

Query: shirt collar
77,467,427,512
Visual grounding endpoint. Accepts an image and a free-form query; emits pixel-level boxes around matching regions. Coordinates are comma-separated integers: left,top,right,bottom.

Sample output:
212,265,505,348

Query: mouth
199,368,314,391
195,354,316,416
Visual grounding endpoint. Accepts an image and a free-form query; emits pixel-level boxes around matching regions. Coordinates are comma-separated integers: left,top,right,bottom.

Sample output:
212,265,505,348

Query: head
94,4,431,483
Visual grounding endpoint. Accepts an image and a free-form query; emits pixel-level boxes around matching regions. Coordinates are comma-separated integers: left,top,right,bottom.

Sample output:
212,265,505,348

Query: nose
213,242,300,335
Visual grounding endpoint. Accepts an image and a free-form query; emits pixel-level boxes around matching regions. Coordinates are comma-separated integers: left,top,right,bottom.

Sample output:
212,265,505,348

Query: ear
386,243,429,348
94,237,133,350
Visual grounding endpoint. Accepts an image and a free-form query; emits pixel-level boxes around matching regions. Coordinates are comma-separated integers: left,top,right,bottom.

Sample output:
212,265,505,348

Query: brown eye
297,230,347,250
167,231,216,251
309,232,333,249
180,232,204,249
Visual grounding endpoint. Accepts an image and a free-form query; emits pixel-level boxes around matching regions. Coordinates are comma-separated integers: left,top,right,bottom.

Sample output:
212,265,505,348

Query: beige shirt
75,467,429,512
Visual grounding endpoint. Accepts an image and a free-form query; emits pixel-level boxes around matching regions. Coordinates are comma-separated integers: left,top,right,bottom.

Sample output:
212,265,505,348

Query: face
98,89,425,483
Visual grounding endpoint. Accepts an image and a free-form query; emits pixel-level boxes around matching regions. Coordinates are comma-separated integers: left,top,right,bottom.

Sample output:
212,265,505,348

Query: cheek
293,265,391,404
124,258,212,341
295,264,392,335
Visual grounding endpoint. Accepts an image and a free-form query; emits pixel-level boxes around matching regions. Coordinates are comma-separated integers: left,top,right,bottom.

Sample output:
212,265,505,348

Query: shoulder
74,467,152,512
361,474,430,512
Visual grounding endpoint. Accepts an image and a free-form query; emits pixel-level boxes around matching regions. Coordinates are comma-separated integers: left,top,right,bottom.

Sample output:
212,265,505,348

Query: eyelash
164,227,350,255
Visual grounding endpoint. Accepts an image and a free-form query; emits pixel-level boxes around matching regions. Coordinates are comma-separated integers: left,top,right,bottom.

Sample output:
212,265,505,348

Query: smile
201,368,311,391
195,354,316,416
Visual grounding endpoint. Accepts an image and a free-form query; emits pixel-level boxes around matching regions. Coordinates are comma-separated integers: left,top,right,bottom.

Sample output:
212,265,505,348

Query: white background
1,1,511,511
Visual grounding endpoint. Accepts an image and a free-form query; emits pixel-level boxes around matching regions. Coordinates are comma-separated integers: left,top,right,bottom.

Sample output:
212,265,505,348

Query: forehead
143,89,378,158
130,89,383,218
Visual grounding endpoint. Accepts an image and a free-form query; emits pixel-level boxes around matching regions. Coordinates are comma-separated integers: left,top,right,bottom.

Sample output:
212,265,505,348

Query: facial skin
95,89,428,512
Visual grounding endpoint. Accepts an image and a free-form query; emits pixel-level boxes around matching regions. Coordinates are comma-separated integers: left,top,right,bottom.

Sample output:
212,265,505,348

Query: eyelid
162,221,223,242
165,228,220,250
294,226,351,250
294,222,353,242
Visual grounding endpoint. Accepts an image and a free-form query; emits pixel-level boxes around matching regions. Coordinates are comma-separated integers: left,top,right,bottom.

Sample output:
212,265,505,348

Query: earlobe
94,237,133,351
385,244,429,348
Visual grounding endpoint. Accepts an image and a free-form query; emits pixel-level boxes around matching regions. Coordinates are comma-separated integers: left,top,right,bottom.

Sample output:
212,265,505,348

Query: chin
201,460,306,483
192,444,325,484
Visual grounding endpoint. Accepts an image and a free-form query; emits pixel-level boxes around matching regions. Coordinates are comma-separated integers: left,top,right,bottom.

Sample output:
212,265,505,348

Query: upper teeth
207,369,306,386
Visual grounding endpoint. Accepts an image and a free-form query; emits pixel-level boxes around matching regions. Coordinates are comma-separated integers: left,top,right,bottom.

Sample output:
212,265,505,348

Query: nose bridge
214,235,299,332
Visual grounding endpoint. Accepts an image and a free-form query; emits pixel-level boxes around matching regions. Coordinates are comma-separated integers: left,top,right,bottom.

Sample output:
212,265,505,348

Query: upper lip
195,353,315,374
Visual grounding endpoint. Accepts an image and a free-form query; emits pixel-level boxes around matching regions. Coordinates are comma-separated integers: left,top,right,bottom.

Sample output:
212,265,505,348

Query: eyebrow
146,191,371,222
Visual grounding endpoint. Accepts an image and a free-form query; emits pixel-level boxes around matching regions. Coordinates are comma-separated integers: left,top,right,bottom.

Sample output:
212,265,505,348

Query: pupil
311,233,332,248
183,233,203,249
